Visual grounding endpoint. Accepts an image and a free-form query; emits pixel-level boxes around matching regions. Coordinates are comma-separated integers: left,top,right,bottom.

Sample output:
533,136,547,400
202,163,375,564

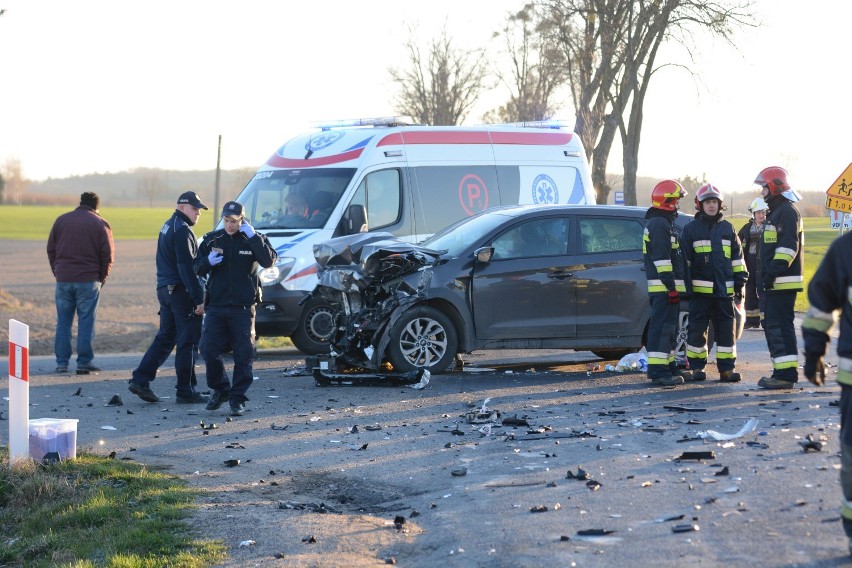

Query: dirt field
0,239,161,357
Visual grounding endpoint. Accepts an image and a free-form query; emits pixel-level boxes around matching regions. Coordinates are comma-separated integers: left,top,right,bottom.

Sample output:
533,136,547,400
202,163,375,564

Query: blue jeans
203,305,255,405
131,286,201,397
55,281,101,367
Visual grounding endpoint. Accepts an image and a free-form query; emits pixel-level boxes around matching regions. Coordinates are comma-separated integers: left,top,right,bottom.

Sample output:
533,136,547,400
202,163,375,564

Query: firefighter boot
651,375,684,386
757,376,796,389
719,370,741,383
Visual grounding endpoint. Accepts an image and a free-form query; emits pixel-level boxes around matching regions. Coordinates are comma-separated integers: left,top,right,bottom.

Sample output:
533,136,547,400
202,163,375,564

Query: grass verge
0,449,226,567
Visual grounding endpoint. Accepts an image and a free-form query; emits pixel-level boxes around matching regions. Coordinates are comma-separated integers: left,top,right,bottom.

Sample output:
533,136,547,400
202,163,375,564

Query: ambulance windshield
236,168,356,230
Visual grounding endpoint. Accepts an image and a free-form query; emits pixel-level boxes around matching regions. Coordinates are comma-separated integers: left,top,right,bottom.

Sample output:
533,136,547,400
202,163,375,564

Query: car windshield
421,210,513,257
233,168,356,230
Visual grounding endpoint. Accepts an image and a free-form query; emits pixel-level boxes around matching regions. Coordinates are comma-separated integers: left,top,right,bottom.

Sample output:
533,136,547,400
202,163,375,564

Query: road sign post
8,319,30,462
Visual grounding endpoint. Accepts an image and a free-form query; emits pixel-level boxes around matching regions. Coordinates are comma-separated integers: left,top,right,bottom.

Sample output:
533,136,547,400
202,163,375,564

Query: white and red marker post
8,319,30,461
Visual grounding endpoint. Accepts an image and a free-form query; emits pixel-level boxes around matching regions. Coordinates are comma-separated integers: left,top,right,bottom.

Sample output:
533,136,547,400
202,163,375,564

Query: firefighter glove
763,272,775,291
666,290,680,305
208,250,223,266
240,220,256,238
803,351,826,386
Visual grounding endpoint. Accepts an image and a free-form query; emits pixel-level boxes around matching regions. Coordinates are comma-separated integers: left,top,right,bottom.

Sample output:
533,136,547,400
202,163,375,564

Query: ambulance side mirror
347,204,367,234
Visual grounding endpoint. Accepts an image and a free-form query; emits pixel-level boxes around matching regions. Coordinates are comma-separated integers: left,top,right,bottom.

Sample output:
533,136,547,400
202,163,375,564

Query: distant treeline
18,167,256,208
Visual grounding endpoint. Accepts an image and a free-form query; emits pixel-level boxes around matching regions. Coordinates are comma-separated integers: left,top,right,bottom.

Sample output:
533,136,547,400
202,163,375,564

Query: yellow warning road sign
826,163,852,212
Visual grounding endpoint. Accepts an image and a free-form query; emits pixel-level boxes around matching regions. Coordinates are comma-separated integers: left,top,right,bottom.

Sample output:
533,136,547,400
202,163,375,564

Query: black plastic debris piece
672,524,700,533
365,424,383,431
450,427,465,436
598,410,626,416
385,556,398,565
355,443,369,451
746,441,769,449
586,480,602,491
800,434,823,452
224,459,240,467
410,510,421,518
394,515,406,530
664,405,707,412
830,400,840,407
502,416,530,427
200,422,218,430
107,451,117,459
72,388,82,396
546,481,558,488
126,409,134,415
106,395,123,407
577,529,615,536
566,467,590,480
451,467,467,477
677,436,702,443
530,505,549,513
656,514,685,523
0,411,5,420
715,466,730,476
302,535,317,543
313,367,426,387
271,423,289,431
676,451,716,461
560,535,571,541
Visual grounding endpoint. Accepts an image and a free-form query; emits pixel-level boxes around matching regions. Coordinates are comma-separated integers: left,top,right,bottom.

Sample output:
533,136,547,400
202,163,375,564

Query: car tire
387,306,457,374
290,298,336,355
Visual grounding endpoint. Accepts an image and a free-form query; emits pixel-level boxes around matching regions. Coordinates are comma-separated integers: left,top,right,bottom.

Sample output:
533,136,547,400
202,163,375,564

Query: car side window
579,218,644,253
491,218,569,259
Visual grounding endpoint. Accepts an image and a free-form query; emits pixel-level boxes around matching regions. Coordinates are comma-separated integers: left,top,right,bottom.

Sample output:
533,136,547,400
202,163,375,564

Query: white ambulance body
235,117,595,354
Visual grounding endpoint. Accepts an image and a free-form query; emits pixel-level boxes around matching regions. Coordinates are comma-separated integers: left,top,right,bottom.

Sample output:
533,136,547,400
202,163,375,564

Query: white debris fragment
408,369,431,390
238,540,256,548
100,425,117,430
697,418,759,441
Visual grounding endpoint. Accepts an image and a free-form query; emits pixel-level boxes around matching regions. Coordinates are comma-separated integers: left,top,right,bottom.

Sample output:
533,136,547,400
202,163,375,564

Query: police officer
682,184,748,382
643,180,689,386
801,229,852,554
128,191,208,404
754,166,804,389
737,197,769,329
196,201,277,416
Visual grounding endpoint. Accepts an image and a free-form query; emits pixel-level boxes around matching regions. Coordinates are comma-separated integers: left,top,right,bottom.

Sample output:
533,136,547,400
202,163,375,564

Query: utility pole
214,135,222,230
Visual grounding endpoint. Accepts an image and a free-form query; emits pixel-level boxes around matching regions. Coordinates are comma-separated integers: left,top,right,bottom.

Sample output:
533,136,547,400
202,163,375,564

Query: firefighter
682,184,748,382
643,180,689,386
737,197,769,329
800,229,852,554
754,166,804,389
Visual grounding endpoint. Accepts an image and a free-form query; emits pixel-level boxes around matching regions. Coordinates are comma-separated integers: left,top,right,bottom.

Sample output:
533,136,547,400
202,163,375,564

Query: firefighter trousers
646,294,679,380
763,291,799,382
686,295,736,373
840,386,852,537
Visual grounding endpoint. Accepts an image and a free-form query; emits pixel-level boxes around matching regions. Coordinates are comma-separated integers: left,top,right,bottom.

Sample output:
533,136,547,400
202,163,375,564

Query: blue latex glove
240,220,256,238
208,250,223,266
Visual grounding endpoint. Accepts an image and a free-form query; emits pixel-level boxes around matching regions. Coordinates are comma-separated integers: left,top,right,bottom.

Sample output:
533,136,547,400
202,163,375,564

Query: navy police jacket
195,228,277,307
681,212,747,297
156,210,205,306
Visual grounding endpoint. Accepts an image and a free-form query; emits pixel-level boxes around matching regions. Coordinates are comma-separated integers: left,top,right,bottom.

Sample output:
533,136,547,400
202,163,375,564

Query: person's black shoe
175,392,210,404
206,390,228,411
76,364,101,375
229,403,245,417
128,381,161,403
55,365,68,373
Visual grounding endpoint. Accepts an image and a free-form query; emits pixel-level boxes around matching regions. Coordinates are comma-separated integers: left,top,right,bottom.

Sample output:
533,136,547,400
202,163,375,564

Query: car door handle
548,270,573,279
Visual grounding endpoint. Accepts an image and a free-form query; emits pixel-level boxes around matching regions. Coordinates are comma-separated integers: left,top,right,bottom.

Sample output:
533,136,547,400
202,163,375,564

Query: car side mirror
346,204,367,235
474,246,494,263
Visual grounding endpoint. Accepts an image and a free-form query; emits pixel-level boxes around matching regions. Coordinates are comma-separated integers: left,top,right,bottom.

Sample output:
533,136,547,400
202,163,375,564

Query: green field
0,205,844,314
0,205,177,240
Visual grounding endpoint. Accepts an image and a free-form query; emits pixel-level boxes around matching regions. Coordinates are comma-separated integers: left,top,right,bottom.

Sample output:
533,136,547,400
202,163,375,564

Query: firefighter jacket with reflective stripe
802,231,852,386
643,208,686,294
760,197,804,293
737,219,763,277
682,212,748,296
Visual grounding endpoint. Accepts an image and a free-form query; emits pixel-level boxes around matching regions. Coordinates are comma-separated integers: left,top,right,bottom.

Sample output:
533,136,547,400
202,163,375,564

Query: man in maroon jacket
47,192,115,374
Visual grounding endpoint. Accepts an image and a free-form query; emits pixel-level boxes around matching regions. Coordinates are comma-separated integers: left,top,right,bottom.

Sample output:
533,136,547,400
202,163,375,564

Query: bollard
8,319,30,462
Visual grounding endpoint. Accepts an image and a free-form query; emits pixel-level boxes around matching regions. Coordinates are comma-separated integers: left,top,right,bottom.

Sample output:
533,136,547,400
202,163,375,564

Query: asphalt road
2,326,851,567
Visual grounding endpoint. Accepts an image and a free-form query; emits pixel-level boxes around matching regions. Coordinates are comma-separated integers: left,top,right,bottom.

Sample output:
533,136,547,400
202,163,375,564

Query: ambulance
233,116,596,354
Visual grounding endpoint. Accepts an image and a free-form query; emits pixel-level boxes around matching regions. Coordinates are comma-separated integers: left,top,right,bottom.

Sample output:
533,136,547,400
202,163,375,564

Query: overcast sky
0,0,849,198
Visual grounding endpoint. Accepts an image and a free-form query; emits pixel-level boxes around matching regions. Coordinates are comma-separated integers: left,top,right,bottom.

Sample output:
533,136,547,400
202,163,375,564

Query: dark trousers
840,386,852,537
744,276,761,326
687,295,736,373
646,294,679,380
132,286,200,397
763,291,798,382
203,305,255,404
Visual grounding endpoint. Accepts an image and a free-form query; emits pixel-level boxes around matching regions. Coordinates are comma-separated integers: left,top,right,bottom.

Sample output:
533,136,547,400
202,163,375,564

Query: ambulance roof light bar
502,119,572,129
311,116,417,131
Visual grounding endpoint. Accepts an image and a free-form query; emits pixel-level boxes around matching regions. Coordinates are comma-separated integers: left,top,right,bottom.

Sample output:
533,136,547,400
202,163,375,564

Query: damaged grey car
308,204,712,375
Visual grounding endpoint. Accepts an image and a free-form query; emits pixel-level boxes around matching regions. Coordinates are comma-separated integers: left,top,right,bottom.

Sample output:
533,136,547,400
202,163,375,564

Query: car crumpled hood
309,232,444,370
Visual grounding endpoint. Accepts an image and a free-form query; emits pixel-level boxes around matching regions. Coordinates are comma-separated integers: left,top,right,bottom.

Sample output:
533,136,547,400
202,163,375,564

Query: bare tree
490,3,568,123
135,169,166,207
536,1,754,204
389,25,490,125
2,157,29,205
